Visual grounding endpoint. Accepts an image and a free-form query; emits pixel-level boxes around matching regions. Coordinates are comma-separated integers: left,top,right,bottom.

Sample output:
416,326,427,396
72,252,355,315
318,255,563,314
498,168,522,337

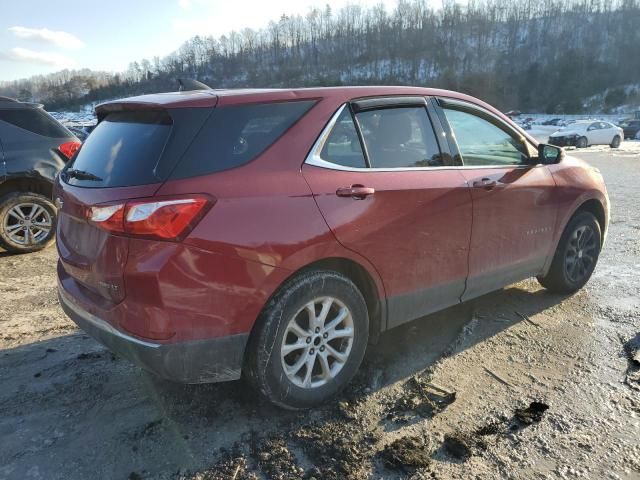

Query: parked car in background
549,120,623,148
66,126,90,142
0,97,80,253
542,118,563,126
55,87,609,409
619,119,640,139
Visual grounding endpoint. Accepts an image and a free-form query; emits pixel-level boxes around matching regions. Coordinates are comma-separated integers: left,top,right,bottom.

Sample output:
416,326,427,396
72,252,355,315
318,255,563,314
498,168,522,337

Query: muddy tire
610,135,621,149
537,211,601,293
0,192,56,254
244,270,369,409
576,136,588,148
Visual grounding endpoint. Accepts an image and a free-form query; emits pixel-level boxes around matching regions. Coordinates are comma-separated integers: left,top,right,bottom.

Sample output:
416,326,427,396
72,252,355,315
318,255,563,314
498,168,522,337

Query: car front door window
442,108,530,166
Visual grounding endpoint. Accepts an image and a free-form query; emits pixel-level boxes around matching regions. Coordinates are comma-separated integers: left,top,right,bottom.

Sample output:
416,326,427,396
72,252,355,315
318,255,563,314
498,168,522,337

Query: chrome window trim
304,102,543,172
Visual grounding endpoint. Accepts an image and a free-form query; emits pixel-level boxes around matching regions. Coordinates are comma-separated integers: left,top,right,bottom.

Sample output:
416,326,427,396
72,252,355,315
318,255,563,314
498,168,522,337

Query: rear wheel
610,135,621,148
244,270,369,409
537,211,601,293
0,192,56,253
576,136,588,148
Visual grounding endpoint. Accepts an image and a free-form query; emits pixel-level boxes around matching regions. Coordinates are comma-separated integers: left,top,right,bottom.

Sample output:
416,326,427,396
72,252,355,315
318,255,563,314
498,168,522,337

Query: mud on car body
55,87,609,409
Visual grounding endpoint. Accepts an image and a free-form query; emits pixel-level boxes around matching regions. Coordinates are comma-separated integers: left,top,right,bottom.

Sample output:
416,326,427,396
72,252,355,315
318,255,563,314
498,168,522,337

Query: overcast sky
0,0,412,81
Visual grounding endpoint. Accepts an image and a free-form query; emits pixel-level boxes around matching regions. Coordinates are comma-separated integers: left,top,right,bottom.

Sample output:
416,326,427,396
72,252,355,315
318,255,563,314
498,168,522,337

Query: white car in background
548,120,623,148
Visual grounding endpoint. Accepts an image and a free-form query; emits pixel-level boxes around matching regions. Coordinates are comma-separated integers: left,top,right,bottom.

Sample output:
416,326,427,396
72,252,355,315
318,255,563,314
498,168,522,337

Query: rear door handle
472,178,498,189
336,185,375,199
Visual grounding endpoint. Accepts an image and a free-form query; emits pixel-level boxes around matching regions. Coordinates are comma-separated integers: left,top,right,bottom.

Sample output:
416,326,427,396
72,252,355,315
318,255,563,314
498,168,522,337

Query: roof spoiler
178,78,212,92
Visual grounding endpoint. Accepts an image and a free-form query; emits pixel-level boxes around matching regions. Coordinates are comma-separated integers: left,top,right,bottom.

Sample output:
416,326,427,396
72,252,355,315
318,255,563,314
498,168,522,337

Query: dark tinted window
0,108,71,138
320,108,366,168
355,107,442,168
171,100,315,179
64,111,172,188
443,108,529,166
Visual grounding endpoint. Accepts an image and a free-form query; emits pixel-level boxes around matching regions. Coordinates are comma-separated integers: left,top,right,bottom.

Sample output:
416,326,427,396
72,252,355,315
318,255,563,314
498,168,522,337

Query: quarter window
355,107,442,168
320,108,366,168
443,108,529,166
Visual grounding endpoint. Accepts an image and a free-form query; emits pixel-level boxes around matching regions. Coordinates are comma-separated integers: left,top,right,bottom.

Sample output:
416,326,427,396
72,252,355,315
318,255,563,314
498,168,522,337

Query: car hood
550,129,580,137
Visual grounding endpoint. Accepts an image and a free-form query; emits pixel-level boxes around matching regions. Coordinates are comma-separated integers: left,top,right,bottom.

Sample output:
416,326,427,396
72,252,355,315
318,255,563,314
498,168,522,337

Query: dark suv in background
0,97,80,253
620,119,640,139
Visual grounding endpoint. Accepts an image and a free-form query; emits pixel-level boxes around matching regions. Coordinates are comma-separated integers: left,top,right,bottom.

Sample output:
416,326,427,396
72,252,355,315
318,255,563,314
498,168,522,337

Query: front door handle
336,185,375,199
472,178,498,189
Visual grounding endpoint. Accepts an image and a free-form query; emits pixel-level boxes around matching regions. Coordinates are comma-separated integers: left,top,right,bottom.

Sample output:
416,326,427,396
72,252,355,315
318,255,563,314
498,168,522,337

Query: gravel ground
1,144,639,480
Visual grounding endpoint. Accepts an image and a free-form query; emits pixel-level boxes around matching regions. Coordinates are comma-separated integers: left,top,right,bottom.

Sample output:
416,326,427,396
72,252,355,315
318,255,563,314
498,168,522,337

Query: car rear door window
355,107,442,168
0,108,71,138
320,108,366,168
442,108,529,166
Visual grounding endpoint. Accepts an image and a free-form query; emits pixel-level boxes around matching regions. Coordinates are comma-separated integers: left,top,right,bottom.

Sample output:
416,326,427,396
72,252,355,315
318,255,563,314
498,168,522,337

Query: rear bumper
58,282,249,383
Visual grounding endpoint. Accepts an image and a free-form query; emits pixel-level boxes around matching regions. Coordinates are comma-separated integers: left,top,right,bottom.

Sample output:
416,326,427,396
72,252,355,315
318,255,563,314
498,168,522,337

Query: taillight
58,141,82,160
89,196,211,240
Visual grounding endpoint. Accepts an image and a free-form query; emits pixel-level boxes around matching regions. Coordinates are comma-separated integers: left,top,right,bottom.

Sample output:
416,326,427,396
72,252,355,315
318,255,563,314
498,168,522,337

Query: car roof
97,86,480,106
95,85,513,125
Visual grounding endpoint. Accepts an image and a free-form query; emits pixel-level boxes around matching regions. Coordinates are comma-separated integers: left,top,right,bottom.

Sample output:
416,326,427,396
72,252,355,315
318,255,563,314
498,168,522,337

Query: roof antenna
178,78,212,92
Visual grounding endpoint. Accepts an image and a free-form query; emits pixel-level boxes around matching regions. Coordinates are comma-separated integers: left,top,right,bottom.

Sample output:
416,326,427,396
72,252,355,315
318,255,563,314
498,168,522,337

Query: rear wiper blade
65,168,103,181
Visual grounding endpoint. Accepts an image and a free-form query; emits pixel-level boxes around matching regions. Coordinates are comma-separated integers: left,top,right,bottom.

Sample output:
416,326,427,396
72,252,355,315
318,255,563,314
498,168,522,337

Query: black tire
537,211,601,293
244,270,369,409
610,135,621,149
0,192,56,254
576,136,588,148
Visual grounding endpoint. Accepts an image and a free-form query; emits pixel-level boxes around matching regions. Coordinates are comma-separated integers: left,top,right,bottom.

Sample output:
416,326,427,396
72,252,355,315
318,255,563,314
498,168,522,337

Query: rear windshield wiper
65,168,103,181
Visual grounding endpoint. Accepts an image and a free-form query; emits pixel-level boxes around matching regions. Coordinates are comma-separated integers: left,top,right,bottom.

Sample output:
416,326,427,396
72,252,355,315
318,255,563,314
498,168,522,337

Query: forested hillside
2,0,639,113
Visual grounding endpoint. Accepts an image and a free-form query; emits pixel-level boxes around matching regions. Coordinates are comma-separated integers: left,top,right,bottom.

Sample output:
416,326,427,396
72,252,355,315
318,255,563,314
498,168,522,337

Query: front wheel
576,136,588,148
610,135,621,148
0,192,56,253
537,211,601,293
244,270,369,409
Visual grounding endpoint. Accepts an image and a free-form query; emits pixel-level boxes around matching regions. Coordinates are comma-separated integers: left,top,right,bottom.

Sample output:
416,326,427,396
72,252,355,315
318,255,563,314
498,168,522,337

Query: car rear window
64,111,172,188
0,108,71,138
170,100,316,179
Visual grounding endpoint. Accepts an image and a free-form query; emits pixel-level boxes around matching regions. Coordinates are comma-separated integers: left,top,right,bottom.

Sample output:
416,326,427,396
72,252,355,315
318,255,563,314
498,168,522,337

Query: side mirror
538,144,564,165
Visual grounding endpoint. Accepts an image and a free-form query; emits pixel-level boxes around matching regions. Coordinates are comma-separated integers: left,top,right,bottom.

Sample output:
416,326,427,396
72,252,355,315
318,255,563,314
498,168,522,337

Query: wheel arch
0,175,54,200
297,257,385,342
541,195,607,276
248,256,386,356
576,198,606,243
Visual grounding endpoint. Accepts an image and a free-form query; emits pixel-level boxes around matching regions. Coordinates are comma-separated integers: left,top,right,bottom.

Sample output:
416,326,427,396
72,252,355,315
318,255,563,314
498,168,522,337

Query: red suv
55,87,609,409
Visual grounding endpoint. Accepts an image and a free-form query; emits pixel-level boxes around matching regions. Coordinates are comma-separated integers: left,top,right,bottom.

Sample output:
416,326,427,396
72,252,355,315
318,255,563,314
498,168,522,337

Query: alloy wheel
280,296,354,389
565,225,597,283
2,202,53,246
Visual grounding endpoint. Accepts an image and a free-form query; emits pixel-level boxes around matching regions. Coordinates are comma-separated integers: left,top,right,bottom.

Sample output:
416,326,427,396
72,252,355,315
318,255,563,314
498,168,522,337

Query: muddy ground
1,144,639,480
